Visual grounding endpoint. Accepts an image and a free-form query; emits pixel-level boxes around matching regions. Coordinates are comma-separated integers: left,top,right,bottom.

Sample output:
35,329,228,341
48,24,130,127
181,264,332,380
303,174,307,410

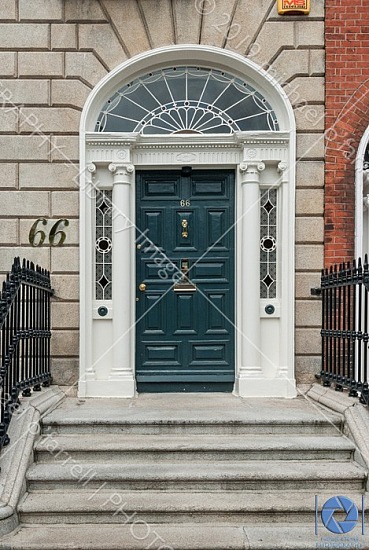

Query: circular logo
195,0,216,15
321,496,358,534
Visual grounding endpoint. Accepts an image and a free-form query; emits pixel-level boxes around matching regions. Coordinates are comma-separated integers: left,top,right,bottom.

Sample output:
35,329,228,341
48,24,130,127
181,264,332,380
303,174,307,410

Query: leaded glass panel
95,190,113,300
96,67,279,135
260,188,277,299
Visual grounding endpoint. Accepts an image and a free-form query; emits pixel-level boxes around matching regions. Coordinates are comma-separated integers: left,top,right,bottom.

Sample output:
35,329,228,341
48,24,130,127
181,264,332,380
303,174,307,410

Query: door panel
205,291,229,334
192,261,227,281
175,210,197,250
174,294,197,335
136,169,235,392
142,293,166,335
206,209,228,249
143,210,165,248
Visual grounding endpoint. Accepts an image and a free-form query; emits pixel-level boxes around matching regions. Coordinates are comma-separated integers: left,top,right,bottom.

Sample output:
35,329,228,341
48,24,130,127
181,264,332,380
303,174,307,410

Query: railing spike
318,256,369,410
0,257,53,452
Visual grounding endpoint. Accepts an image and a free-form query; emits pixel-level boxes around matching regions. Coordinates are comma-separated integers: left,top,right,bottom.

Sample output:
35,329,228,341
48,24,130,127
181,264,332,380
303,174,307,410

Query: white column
277,161,289,380
277,160,296,396
108,163,135,397
236,161,265,396
79,163,96,397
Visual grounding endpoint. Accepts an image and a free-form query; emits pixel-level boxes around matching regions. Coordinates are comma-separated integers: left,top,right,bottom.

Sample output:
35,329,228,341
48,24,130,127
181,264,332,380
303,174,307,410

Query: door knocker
181,219,188,238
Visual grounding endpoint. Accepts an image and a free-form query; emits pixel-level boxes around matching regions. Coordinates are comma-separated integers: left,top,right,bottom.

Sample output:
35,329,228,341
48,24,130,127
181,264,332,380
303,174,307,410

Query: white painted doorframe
78,45,296,398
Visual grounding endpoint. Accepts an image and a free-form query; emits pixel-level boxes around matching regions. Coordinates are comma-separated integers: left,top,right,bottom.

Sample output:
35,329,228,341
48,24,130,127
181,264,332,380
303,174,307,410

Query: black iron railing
318,256,369,405
0,258,53,449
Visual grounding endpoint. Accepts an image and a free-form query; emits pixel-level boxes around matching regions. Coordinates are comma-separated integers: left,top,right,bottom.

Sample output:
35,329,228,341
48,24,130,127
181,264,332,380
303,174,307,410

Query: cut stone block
101,0,151,56
296,161,324,188
51,246,79,273
296,189,324,216
0,80,49,106
139,0,174,47
18,52,64,77
296,245,324,271
52,80,92,109
19,0,63,20
65,52,107,87
0,24,49,48
51,24,77,50
19,163,79,190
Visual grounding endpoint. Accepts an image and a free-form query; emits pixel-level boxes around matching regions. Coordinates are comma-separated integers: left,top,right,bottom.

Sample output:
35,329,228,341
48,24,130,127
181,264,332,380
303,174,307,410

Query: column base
234,376,297,398
78,378,136,398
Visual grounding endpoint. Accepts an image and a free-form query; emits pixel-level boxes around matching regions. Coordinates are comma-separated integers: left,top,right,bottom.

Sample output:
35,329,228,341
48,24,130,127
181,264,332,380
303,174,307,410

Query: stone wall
0,0,325,388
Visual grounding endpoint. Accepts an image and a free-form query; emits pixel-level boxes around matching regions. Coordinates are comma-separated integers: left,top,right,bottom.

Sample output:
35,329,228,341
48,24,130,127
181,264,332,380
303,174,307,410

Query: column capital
109,163,135,184
276,161,289,185
85,163,97,197
239,162,265,183
86,162,96,174
109,163,134,174
277,161,287,173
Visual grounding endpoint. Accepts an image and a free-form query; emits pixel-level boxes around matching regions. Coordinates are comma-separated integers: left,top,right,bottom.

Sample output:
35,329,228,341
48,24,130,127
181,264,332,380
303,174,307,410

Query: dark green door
135,169,235,392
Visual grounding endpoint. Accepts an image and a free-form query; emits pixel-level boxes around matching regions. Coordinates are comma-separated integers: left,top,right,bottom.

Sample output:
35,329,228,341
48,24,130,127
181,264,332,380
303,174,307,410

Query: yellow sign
277,0,310,15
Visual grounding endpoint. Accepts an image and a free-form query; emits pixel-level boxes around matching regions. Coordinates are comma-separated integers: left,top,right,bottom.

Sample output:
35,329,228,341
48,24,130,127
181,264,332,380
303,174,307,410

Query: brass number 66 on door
135,169,235,392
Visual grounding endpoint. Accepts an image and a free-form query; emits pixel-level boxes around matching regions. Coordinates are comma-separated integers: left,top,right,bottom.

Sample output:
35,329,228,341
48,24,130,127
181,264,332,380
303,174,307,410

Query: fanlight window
96,67,279,135
364,142,369,171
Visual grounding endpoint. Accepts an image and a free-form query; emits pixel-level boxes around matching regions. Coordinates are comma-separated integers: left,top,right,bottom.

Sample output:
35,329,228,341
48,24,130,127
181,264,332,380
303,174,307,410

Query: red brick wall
325,0,369,266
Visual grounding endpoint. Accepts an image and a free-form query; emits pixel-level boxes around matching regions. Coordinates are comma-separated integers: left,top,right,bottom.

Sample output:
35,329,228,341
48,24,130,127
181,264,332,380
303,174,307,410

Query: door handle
139,283,146,292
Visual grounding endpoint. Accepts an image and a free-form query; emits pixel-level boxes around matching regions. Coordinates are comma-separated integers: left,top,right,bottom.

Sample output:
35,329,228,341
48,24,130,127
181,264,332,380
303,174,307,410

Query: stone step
41,414,344,435
26,460,367,492
18,490,366,525
2,523,369,549
35,433,355,463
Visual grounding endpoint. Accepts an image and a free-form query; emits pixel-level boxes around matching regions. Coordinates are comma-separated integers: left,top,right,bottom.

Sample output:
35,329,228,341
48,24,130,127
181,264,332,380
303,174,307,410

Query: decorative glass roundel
96,67,279,134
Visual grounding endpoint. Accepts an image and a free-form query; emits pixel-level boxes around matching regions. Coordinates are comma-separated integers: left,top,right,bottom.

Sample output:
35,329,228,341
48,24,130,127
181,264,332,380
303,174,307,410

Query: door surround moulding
79,45,296,399
85,132,290,166
355,126,369,257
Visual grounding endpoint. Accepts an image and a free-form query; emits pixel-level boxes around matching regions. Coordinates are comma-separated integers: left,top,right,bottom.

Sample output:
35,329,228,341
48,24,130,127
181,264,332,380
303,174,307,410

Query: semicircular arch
81,45,295,135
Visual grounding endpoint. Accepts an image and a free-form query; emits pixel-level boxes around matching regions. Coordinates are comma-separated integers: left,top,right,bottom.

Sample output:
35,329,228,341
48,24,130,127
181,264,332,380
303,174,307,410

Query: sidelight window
95,190,113,300
260,188,277,299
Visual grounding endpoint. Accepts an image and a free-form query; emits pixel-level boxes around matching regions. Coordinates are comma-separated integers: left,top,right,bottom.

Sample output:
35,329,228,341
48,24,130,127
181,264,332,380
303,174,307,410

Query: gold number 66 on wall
29,218,70,247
